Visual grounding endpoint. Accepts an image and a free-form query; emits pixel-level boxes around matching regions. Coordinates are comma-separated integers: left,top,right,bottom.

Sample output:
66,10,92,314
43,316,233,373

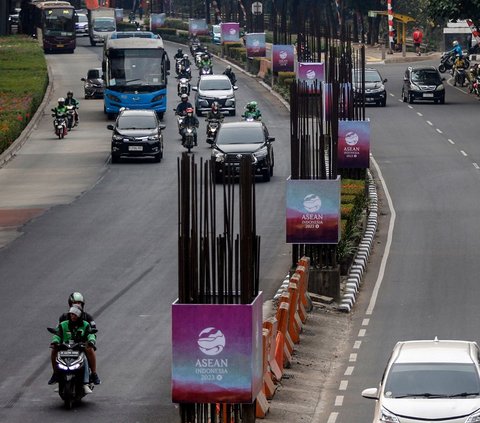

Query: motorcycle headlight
253,146,268,159
57,363,68,370
436,84,445,91
69,363,81,370
378,407,400,423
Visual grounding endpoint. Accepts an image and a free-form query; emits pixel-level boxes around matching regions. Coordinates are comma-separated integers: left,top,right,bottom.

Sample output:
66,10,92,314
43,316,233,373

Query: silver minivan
192,75,237,116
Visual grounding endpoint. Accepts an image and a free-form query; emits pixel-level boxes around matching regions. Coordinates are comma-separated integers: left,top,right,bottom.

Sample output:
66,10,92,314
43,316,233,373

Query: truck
88,7,116,46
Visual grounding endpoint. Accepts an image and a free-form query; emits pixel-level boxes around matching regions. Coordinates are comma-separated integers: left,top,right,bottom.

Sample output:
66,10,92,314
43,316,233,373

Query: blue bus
102,37,170,119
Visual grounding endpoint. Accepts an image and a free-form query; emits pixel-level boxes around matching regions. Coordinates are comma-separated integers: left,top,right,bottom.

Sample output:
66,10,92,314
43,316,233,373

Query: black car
81,68,105,99
402,66,445,104
352,68,388,107
107,109,165,163
211,121,275,182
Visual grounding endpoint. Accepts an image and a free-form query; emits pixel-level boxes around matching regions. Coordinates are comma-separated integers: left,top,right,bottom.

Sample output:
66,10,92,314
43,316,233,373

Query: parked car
211,121,275,182
8,8,21,26
107,109,165,163
192,74,237,116
402,65,445,104
81,68,105,99
362,338,480,423
352,67,388,106
75,13,89,36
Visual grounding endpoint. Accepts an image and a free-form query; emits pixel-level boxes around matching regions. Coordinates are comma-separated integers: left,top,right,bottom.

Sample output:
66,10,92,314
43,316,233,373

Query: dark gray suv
402,66,445,104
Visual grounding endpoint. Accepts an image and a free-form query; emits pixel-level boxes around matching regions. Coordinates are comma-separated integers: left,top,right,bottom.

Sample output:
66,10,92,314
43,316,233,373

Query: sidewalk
363,44,442,64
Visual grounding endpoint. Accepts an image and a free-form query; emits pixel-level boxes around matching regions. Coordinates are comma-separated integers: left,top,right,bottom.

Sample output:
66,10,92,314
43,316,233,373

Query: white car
76,13,89,36
362,338,480,423
192,75,237,116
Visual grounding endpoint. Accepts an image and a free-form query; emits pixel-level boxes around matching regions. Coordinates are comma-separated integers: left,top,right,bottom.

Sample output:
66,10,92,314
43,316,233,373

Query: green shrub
277,71,296,85
0,35,47,154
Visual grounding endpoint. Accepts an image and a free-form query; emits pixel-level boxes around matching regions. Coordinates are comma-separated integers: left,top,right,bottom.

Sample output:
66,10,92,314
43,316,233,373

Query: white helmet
453,40,458,46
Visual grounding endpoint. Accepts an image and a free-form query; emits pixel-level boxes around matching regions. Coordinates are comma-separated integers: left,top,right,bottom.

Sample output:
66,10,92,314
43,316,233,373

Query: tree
427,0,480,29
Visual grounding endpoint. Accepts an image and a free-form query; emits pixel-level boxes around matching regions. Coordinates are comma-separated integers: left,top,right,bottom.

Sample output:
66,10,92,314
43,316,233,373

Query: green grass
0,35,48,154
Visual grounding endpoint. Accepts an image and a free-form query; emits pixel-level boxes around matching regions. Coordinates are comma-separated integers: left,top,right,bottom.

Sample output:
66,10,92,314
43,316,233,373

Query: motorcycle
471,75,480,97
242,111,261,122
454,67,467,87
182,125,197,153
438,51,470,73
52,111,68,139
65,105,76,130
173,109,186,136
47,327,95,409
206,118,222,145
199,64,213,76
177,77,191,97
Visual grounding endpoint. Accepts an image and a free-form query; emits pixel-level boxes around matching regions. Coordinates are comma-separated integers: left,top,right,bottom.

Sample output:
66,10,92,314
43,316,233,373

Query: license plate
129,146,143,151
423,93,434,98
59,350,79,357
57,44,64,48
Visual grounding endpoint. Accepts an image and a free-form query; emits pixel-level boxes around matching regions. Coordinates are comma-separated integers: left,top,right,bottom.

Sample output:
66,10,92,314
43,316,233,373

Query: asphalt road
0,36,292,422
316,60,480,423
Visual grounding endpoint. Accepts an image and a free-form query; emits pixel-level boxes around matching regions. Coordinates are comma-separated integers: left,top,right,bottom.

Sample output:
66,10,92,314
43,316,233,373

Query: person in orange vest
413,26,423,56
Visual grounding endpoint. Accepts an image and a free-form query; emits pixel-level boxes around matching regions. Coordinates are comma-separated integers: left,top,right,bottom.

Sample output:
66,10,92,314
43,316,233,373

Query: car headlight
253,146,268,159
370,85,385,93
224,98,235,107
379,407,400,423
436,84,445,91
466,411,480,423
148,135,159,141
112,134,123,141
152,94,164,102
411,83,421,91
212,149,225,162
107,93,121,103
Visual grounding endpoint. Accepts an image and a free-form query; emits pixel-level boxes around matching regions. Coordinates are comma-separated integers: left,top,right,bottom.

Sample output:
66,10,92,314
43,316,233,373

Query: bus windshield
107,49,166,89
44,8,75,36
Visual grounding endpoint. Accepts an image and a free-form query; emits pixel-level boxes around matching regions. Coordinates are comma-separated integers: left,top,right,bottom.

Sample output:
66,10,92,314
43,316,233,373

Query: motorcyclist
467,63,480,93
181,107,199,146
200,53,212,70
223,65,236,85
174,48,184,60
49,304,100,393
453,54,467,86
177,73,191,96
48,292,100,386
51,97,67,131
64,91,79,125
242,101,262,120
175,94,193,116
181,53,191,69
449,40,463,58
206,101,224,121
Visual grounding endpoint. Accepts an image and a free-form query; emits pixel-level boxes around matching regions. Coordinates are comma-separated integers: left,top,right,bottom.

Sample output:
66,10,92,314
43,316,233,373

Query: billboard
337,120,370,169
245,33,266,57
172,293,263,403
272,45,295,72
286,178,341,244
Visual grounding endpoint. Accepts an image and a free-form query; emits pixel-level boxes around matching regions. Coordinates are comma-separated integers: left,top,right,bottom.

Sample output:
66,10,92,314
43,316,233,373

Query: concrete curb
0,63,54,170
338,169,378,312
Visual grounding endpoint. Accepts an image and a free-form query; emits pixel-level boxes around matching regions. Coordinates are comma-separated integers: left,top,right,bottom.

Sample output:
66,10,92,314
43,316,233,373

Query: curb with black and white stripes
338,169,378,312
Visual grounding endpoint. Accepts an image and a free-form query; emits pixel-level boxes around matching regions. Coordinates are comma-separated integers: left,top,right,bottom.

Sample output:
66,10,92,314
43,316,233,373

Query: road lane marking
426,120,433,126
417,112,423,116
461,150,468,156
349,353,357,362
354,340,361,349
358,329,366,337
344,366,354,376
473,163,479,169
448,139,455,144
436,128,443,134
335,396,344,406
327,412,338,423
339,380,348,390
362,318,370,326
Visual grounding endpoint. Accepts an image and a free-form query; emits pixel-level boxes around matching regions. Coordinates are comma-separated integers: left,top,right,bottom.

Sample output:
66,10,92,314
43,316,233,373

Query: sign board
252,1,263,15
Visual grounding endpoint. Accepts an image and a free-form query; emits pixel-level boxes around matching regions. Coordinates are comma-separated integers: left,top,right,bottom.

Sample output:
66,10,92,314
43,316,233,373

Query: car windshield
353,70,382,83
217,126,264,145
411,70,441,84
117,115,156,129
199,79,231,91
384,363,480,398
78,15,87,23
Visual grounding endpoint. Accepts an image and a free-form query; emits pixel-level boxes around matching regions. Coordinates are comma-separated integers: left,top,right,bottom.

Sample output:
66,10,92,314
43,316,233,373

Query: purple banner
298,62,324,92
172,293,263,403
114,8,123,23
221,22,240,43
150,13,165,32
272,45,295,72
245,33,266,57
286,178,341,244
189,18,208,36
337,120,370,169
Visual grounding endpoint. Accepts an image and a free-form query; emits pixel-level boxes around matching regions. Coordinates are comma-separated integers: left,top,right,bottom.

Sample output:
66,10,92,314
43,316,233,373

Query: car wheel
196,109,202,117
402,89,407,102
230,109,236,117
408,93,414,104
111,154,120,164
262,169,271,182
157,112,164,120
440,96,445,104
153,153,161,163
214,170,222,184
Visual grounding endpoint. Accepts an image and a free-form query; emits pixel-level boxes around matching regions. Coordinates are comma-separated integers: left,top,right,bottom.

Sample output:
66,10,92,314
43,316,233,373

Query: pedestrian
413,26,423,56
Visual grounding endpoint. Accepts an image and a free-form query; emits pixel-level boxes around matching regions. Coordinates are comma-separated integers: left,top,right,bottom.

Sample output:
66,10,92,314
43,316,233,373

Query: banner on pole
272,45,295,72
245,33,266,57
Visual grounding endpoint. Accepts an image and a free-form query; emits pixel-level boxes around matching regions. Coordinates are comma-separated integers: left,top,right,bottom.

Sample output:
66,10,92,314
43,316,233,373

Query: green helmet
247,101,257,111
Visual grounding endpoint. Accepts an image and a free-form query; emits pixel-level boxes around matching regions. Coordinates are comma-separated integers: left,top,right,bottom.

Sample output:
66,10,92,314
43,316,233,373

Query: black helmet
181,94,188,101
177,48,182,54
68,292,85,307
67,91,73,97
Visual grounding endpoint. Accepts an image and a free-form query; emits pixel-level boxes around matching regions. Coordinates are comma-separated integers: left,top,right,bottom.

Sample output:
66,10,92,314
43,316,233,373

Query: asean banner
189,18,208,36
150,13,166,32
272,45,294,72
245,33,266,57
221,22,240,43
286,178,341,244
337,120,370,169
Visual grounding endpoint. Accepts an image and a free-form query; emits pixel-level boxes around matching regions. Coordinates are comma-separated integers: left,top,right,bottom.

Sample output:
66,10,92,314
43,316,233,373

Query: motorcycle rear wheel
438,64,446,73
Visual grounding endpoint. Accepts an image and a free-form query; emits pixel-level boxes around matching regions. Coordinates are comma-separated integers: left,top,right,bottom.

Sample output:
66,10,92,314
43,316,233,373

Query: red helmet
186,107,194,114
